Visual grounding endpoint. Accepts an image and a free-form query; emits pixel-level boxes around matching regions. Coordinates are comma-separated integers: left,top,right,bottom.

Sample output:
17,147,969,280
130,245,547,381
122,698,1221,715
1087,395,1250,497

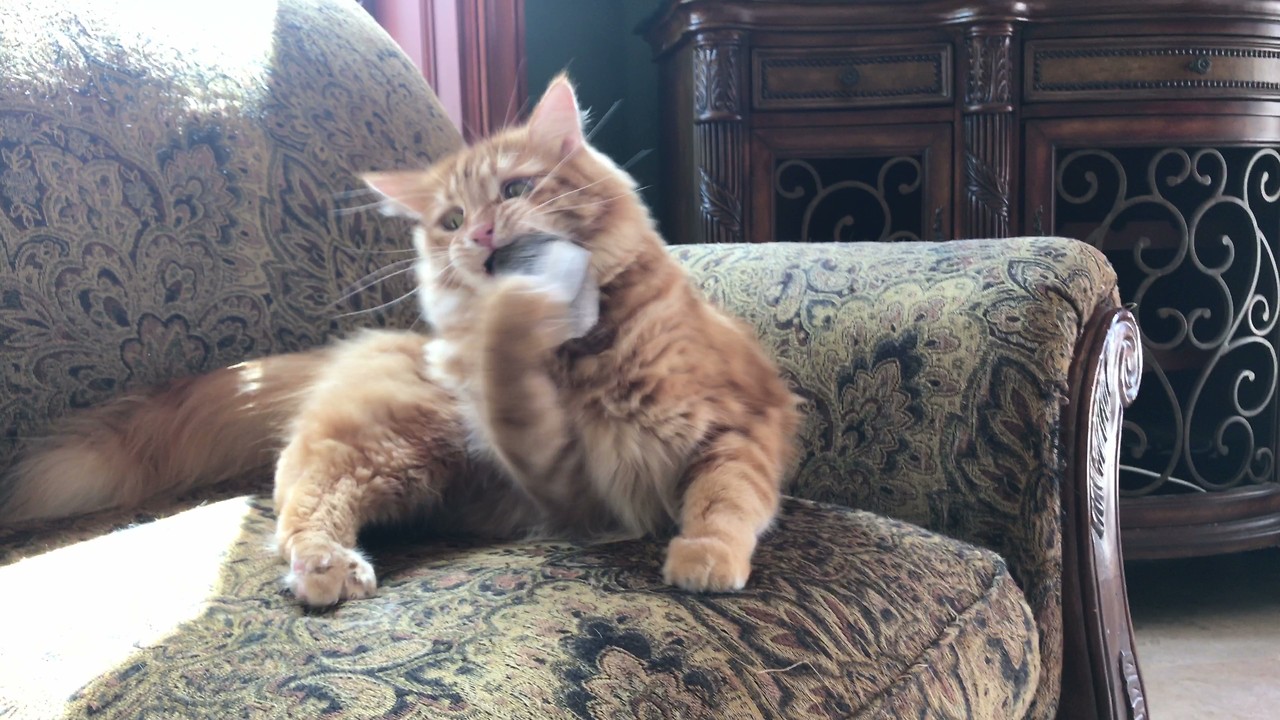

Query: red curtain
364,0,465,131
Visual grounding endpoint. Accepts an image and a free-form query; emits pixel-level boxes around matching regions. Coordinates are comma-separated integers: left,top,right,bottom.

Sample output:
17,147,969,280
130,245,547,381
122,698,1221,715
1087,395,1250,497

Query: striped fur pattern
0,76,800,607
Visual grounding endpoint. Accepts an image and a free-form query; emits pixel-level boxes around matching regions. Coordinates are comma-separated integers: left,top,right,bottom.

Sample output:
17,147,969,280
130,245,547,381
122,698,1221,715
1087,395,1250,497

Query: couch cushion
0,497,1038,718
0,0,461,474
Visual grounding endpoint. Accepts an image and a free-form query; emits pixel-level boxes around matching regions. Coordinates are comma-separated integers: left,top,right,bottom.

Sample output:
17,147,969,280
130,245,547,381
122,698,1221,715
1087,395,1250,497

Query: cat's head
361,75,655,328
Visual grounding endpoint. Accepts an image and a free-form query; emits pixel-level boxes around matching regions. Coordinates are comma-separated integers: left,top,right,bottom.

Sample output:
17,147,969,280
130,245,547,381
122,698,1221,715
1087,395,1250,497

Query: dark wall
525,0,667,233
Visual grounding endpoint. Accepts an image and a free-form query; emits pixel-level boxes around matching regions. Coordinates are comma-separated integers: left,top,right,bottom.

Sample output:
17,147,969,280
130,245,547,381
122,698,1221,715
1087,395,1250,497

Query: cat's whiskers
414,248,466,289
336,245,417,256
524,101,621,201
349,256,417,282
420,260,455,286
329,259,418,308
543,186,651,215
526,112,624,199
333,199,397,216
584,100,622,144
501,58,530,129
530,144,584,201
334,287,420,319
527,144,651,218
421,246,453,267
530,174,612,213
332,188,380,200
333,191,439,217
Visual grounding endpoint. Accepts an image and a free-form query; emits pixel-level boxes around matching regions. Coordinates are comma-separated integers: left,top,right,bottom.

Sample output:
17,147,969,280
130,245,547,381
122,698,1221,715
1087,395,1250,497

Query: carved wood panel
752,45,952,110
961,25,1015,238
965,31,1012,108
1028,36,1280,102
692,30,746,243
963,114,1012,237
694,39,742,123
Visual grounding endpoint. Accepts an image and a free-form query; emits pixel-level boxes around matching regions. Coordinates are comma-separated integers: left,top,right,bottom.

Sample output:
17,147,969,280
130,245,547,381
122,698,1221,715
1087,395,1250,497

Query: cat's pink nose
472,223,495,249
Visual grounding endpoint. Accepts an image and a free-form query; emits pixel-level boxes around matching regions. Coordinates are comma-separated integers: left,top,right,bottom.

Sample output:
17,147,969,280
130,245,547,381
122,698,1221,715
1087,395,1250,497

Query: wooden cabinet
752,45,953,111
644,0,1280,566
749,122,952,243
1025,37,1280,103
643,2,1023,246
1024,113,1280,559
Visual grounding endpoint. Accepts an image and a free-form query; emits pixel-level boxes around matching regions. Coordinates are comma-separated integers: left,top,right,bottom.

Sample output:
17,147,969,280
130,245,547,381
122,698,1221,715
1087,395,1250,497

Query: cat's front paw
286,542,377,607
663,535,751,592
485,276,575,352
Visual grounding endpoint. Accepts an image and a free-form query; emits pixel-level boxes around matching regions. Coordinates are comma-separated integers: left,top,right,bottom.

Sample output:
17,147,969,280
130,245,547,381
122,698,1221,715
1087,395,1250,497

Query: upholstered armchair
0,0,1146,717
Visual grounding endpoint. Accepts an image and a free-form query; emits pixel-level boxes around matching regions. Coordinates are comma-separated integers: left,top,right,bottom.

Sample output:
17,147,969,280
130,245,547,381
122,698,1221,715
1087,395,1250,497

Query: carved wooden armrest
1059,304,1148,720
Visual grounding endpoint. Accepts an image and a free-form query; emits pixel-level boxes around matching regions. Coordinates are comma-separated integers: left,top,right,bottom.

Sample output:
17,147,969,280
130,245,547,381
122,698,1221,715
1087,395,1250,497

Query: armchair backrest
0,0,461,469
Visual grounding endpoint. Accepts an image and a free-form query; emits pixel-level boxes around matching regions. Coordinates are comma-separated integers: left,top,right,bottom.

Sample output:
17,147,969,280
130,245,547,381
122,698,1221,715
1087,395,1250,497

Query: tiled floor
1125,547,1280,719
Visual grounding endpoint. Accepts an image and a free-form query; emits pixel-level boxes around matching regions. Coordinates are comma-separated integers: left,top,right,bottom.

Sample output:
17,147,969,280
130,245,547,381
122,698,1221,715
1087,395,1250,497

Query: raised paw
286,542,377,607
662,535,752,592
485,276,575,353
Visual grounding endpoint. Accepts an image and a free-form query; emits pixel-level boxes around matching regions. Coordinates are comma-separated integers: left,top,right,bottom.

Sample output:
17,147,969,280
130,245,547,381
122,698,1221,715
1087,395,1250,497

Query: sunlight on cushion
3,0,278,115
0,497,259,717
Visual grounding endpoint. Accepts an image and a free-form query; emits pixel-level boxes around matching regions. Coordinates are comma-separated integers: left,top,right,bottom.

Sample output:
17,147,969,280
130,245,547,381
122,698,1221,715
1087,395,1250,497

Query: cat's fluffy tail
0,350,328,525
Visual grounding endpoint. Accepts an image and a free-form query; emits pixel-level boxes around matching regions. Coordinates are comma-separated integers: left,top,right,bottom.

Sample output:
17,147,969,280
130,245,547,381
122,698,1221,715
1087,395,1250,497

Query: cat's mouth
482,233,563,276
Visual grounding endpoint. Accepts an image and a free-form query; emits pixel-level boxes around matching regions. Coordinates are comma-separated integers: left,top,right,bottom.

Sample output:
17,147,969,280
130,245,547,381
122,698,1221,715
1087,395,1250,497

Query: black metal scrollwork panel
1055,146,1280,496
773,155,924,242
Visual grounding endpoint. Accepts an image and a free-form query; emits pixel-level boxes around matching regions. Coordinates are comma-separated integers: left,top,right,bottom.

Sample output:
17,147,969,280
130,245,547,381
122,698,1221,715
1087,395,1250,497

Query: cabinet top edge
641,0,1280,56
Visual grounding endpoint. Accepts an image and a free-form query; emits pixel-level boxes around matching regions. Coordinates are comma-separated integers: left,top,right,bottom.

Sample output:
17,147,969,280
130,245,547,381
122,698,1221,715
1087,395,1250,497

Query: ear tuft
528,73,585,157
360,171,424,218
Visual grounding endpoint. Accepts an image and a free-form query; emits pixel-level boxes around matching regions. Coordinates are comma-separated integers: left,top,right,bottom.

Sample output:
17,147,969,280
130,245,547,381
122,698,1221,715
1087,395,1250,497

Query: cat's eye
440,207,464,231
502,178,535,200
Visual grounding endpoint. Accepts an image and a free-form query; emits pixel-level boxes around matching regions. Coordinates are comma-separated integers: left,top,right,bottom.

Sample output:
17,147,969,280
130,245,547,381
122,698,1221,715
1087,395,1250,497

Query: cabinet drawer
753,45,952,111
1027,37,1280,102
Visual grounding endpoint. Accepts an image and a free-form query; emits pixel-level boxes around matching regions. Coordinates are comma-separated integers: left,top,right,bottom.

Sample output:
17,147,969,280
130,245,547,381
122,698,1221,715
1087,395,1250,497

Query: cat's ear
528,74,584,157
359,171,424,218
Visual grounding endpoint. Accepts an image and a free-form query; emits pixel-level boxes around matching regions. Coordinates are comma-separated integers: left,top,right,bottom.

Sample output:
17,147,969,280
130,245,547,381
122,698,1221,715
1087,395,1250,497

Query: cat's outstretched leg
274,462,380,606
663,418,793,592
271,330,464,607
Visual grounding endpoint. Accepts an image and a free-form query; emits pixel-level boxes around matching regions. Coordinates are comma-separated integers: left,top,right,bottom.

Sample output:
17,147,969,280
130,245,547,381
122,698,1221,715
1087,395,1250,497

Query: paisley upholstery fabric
673,238,1116,718
0,494,1039,719
0,0,461,472
0,0,1123,717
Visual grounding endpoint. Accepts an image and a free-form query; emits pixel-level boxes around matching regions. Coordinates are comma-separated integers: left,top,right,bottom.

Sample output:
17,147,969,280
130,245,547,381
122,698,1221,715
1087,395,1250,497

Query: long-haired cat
0,76,800,607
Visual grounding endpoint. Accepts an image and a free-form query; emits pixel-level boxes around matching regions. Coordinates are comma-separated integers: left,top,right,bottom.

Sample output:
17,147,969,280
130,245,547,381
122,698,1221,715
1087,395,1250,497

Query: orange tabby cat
0,76,800,607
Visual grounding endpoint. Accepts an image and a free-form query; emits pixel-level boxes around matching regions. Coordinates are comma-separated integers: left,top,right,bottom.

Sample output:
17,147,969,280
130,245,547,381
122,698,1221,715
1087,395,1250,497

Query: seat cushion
0,497,1039,719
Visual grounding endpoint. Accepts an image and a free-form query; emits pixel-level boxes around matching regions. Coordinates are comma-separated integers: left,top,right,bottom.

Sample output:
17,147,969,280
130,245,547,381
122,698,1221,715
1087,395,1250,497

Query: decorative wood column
961,23,1015,238
692,30,748,244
